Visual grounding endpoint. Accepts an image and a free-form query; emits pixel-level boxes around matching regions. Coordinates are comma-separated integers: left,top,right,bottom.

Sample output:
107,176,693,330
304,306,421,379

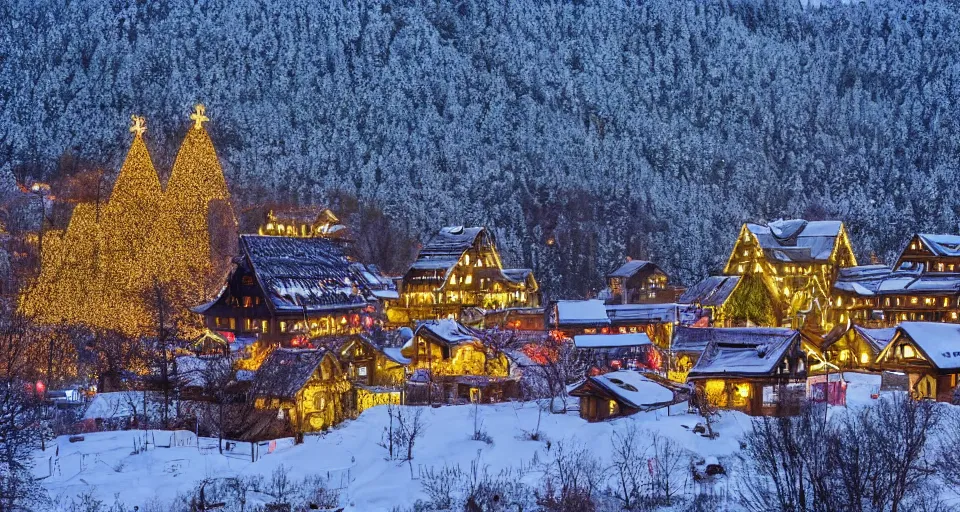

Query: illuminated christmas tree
22,107,235,337
153,104,236,304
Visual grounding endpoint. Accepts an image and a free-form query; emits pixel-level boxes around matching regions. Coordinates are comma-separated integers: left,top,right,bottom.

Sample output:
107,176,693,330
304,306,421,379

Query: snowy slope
36,401,750,510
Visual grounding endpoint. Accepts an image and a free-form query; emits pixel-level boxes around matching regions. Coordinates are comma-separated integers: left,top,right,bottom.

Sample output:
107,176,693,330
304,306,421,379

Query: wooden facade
605,259,679,305
818,325,895,371
193,236,383,346
401,319,514,403
569,371,684,422
832,234,960,327
722,220,857,332
392,226,540,324
252,349,352,437
336,332,409,413
687,327,807,416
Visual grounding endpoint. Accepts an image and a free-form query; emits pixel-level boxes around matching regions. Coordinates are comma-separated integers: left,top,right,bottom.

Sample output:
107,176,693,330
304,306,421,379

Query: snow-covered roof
892,322,960,370
412,319,479,347
670,326,716,354
240,235,370,313
687,327,799,378
835,265,960,296
574,333,652,349
570,370,677,409
407,226,485,275
679,276,740,307
606,303,694,324
745,219,843,263
254,349,331,399
381,347,411,365
554,300,610,326
853,326,897,354
607,260,656,279
372,289,400,300
502,268,534,284
917,234,960,257
83,391,154,420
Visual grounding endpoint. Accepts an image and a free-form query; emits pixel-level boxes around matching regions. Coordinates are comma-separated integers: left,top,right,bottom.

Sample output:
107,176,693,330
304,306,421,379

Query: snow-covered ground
35,373,887,511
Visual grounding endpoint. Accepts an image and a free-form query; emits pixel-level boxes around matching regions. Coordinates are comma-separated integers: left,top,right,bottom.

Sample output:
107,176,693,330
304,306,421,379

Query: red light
35,381,46,395
610,360,622,370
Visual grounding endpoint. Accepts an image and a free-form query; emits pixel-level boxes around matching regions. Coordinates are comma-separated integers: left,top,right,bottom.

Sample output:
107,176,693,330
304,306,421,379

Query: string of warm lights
20,106,235,337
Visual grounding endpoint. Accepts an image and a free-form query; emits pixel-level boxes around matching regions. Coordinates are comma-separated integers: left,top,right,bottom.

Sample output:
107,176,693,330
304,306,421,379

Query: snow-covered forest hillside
2,0,959,296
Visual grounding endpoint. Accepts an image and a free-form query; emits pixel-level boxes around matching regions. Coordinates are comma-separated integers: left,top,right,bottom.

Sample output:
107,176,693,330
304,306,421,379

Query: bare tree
609,423,647,509
649,431,688,506
199,356,236,454
0,308,51,510
531,339,588,414
397,406,426,461
692,385,721,439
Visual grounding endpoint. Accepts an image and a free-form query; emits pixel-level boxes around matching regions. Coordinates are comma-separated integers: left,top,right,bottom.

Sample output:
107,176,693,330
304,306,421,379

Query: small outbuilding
569,370,686,422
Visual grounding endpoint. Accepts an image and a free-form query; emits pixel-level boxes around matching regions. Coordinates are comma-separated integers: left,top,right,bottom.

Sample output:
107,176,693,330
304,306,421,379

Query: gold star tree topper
129,115,147,137
190,104,209,130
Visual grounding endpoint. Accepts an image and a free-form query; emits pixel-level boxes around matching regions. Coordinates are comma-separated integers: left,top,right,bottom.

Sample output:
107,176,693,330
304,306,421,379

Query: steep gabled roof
569,370,680,410
240,235,369,313
679,276,740,307
881,322,960,371
916,234,960,257
686,327,799,378
607,260,656,279
410,226,485,273
254,348,330,399
502,268,535,285
853,326,897,354
744,219,843,263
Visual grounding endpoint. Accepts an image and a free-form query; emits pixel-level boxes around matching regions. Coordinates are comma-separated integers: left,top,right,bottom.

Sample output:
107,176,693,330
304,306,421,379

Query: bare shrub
738,394,940,512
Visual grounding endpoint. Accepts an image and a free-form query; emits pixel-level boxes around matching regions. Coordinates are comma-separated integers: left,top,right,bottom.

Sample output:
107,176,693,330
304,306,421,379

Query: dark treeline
2,0,959,298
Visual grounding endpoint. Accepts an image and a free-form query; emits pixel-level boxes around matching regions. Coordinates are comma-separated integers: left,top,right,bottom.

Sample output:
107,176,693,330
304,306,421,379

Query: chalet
569,370,686,422
393,226,540,323
252,348,351,439
192,235,384,346
257,206,348,240
875,322,960,401
832,234,960,326
401,319,514,402
604,259,678,304
723,219,857,331
336,330,411,412
819,325,896,371
687,327,806,416
573,332,655,372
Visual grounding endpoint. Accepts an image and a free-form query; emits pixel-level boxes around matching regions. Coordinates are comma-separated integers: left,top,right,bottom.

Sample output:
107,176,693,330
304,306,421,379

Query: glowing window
903,345,916,358
465,274,473,285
